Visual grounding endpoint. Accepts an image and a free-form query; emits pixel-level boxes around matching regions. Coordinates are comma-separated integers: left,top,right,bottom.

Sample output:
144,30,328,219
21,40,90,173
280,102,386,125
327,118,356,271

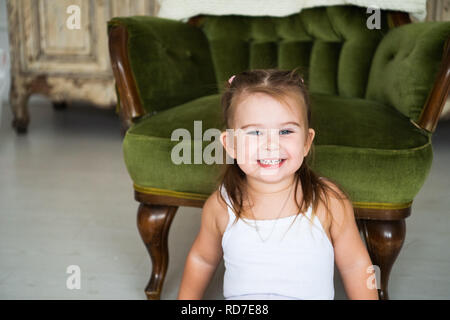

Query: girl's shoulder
316,177,354,242
204,187,232,237
317,177,347,199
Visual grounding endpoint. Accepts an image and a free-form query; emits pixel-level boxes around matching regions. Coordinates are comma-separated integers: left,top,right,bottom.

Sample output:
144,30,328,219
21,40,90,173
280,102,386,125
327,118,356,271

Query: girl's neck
245,175,296,200
242,175,303,219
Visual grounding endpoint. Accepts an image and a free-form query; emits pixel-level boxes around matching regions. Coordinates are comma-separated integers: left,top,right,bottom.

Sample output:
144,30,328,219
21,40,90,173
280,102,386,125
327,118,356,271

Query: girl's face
220,92,315,184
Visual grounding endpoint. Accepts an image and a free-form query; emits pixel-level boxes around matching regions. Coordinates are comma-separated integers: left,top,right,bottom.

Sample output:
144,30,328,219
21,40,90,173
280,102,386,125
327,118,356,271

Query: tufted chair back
109,5,449,128
195,5,449,122
198,6,387,99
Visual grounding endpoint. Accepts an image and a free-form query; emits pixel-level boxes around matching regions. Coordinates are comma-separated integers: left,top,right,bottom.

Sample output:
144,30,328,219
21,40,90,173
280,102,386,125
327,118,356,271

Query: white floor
0,96,449,299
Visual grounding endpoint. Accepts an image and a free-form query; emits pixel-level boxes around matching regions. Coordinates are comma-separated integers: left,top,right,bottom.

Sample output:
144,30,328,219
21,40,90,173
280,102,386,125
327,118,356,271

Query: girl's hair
215,68,350,234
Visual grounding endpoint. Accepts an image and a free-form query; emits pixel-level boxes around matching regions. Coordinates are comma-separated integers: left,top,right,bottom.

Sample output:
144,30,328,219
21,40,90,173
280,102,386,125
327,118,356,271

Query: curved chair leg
358,218,406,300
137,202,178,300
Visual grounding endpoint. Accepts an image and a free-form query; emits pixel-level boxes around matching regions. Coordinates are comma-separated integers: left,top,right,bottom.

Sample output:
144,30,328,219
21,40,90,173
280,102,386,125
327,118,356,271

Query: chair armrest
366,21,450,131
108,16,217,122
419,36,450,132
108,25,145,125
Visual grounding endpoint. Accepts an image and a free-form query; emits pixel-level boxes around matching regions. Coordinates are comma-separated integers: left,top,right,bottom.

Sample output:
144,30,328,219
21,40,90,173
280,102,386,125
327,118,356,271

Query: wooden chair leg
137,202,178,300
357,218,406,300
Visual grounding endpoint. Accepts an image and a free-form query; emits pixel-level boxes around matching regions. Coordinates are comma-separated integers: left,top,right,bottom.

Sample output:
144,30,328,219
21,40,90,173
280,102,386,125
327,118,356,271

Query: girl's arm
177,191,224,299
326,182,380,300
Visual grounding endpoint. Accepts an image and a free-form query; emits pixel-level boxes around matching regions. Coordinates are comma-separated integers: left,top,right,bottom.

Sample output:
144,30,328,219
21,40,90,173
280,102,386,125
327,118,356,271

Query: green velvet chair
107,5,450,300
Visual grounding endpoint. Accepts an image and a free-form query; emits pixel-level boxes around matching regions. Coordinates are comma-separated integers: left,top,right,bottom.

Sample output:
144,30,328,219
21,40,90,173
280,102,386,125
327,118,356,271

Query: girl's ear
220,130,237,159
304,128,315,157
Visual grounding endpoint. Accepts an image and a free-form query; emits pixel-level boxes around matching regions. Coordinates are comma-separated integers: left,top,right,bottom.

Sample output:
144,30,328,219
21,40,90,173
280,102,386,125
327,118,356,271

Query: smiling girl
177,68,378,300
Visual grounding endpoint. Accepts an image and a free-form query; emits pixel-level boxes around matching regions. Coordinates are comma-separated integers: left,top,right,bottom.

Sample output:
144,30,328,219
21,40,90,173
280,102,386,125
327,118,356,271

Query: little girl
177,69,378,300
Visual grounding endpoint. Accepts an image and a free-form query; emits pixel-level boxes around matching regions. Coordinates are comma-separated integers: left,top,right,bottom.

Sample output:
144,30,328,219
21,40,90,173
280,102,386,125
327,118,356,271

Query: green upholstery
123,92,432,205
123,94,225,196
108,16,217,114
201,6,386,97
366,21,450,122
309,94,432,206
110,5,450,208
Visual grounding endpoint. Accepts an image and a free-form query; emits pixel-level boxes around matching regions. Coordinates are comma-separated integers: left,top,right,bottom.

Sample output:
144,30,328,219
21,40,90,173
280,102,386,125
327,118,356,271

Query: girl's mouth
257,159,286,168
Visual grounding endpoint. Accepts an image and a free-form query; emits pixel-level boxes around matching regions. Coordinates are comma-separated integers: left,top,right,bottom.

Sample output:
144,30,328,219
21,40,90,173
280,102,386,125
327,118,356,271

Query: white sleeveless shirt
220,184,335,300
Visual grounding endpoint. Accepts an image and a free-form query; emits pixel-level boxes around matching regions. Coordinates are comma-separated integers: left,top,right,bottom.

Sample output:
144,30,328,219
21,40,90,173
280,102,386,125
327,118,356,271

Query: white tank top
220,184,335,300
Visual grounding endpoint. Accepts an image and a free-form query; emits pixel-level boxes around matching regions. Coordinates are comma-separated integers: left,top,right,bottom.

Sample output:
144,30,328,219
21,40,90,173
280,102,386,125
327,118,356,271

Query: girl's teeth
259,159,282,165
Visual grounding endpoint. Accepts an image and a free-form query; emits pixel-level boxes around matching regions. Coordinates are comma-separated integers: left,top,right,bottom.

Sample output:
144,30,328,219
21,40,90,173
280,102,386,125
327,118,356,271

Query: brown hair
215,68,350,235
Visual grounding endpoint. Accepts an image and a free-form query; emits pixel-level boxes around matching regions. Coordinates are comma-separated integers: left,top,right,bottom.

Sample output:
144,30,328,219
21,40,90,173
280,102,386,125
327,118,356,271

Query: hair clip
228,75,236,85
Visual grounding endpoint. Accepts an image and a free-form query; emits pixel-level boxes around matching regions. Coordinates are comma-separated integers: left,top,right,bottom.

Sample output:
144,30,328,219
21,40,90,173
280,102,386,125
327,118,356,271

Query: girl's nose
264,129,280,151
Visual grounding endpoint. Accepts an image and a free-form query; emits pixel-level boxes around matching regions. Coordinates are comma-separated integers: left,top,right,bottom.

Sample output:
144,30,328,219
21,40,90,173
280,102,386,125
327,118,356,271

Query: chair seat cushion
123,93,432,206
123,94,225,199
309,93,432,207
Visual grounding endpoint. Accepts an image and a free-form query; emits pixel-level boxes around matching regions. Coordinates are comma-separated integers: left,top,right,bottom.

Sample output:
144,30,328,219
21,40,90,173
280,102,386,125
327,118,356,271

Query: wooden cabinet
7,0,159,133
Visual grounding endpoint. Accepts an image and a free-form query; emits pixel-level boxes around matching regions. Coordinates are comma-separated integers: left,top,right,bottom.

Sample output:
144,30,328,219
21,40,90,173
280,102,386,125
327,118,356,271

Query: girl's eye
247,129,293,135
280,129,293,135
